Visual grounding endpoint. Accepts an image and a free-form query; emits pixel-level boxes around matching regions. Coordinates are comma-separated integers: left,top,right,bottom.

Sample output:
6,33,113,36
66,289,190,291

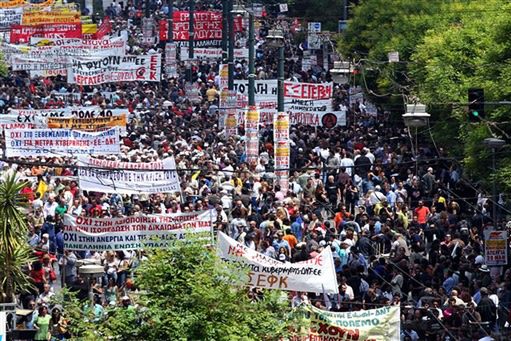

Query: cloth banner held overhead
76,156,181,195
21,8,80,25
291,305,400,341
217,232,338,294
9,23,82,43
63,211,213,251
67,54,161,85
4,127,120,157
46,115,127,134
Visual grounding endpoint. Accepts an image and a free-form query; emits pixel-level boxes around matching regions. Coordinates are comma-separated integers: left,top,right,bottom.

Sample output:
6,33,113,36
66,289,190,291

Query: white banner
22,36,127,61
0,114,45,130
0,8,22,30
9,106,125,126
67,54,162,85
5,127,120,157
217,232,339,293
233,80,335,125
296,305,400,341
77,156,180,195
63,211,213,251
484,230,508,266
180,47,248,60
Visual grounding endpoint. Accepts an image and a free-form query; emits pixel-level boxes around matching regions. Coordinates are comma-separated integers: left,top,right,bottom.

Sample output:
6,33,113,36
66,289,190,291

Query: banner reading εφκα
217,232,339,293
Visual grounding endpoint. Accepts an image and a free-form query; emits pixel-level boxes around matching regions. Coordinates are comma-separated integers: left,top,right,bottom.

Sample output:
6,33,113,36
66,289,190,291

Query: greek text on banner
4,127,120,157
217,232,339,294
77,156,181,195
63,211,213,251
291,304,400,341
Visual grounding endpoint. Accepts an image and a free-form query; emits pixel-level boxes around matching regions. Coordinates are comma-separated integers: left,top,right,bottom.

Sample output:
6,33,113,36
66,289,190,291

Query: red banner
93,17,111,40
10,23,82,44
159,11,242,42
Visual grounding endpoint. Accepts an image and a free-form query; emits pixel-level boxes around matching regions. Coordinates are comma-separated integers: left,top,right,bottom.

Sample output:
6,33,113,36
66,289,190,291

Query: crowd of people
1,1,510,341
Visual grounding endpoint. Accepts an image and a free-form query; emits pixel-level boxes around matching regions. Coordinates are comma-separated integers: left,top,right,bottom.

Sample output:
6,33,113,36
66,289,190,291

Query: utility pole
248,11,255,107
188,0,194,83
227,0,234,90
167,0,173,42
277,45,284,112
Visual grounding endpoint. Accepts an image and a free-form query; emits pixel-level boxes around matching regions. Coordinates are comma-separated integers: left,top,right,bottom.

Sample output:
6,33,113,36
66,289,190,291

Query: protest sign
283,81,333,100
0,113,46,130
76,156,180,195
217,232,338,293
22,8,80,25
484,230,508,266
11,56,67,76
245,106,259,164
160,12,241,41
0,0,24,8
67,54,161,85
164,42,177,77
4,127,120,157
179,47,248,60
47,114,126,133
173,39,222,48
221,90,237,138
274,112,289,193
0,8,22,31
10,23,82,43
291,305,400,341
30,37,82,45
10,106,122,121
93,16,111,39
63,211,213,251
23,36,127,60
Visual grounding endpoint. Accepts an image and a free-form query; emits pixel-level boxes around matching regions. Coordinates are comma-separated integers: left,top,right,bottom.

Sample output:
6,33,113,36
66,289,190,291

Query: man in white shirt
340,152,355,177
43,194,58,218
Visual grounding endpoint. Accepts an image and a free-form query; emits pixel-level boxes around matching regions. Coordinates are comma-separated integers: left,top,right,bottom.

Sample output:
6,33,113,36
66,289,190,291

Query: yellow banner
81,23,97,34
22,9,80,25
0,0,57,9
47,115,126,131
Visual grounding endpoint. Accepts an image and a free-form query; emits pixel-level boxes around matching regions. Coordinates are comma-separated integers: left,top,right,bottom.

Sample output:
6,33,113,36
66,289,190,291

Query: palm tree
0,173,34,303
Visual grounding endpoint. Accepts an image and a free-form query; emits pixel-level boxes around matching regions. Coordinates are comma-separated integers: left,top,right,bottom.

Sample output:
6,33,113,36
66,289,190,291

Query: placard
217,232,339,293
180,47,248,60
67,54,161,85
4,127,120,157
77,156,180,195
0,8,22,30
484,230,508,266
63,211,213,251
22,9,80,25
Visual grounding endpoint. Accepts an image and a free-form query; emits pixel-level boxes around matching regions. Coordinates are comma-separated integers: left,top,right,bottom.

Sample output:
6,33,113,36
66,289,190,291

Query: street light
483,137,506,226
266,29,285,112
402,103,430,174
330,61,351,84
231,3,255,107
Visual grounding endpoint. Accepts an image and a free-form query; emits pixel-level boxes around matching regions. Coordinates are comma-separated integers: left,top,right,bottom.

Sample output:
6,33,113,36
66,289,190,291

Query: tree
0,174,34,303
56,237,300,340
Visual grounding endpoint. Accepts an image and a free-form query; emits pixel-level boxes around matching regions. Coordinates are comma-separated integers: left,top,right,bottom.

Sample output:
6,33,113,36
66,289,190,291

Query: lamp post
266,29,285,112
187,0,194,84
222,0,228,61
402,104,430,175
483,137,506,226
228,0,235,90
231,4,254,106
167,0,173,42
